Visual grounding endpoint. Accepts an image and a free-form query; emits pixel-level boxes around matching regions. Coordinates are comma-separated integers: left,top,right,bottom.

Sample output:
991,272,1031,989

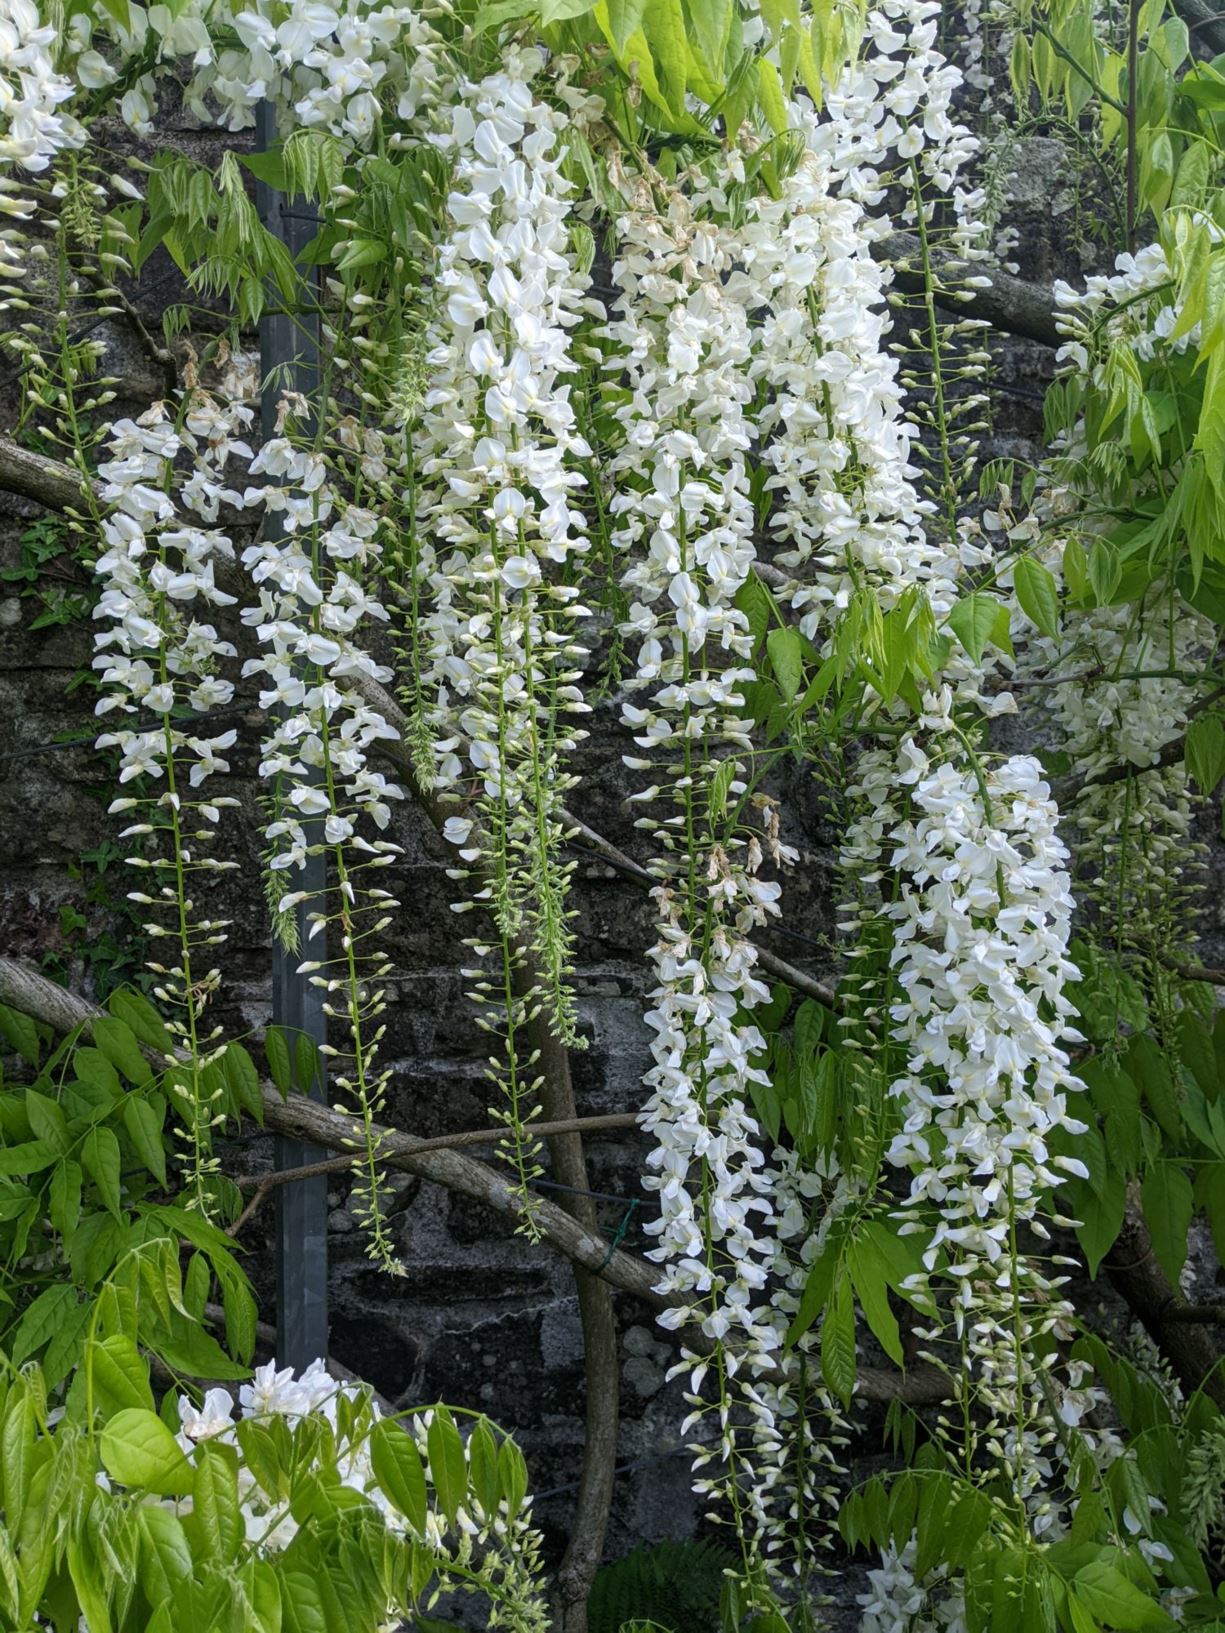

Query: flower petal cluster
409,46,594,1141
0,0,82,175
173,1363,549,1628
732,111,956,640
240,420,406,1269
820,0,983,243
93,405,247,790
1053,240,1194,376
241,440,405,870
188,0,446,139
173,1361,383,1548
63,0,447,145
0,0,84,282
876,717,1087,1257
415,45,591,796
858,1536,967,1633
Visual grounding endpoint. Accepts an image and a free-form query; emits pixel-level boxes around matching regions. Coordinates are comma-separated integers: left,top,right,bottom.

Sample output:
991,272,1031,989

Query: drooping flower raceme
0,0,84,291
92,391,254,1204
241,428,406,1272
845,694,1090,1507
410,47,595,1212
1031,248,1214,977
880,724,1088,1252
1024,551,1212,978
608,185,764,1310
604,181,824,1572
727,14,1093,1524
733,108,956,641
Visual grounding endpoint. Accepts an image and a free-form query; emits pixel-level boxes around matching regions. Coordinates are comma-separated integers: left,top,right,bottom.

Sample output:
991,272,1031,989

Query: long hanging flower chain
93,382,256,1206
242,412,407,1273
603,177,813,1583
735,0,1101,1558
410,46,596,1221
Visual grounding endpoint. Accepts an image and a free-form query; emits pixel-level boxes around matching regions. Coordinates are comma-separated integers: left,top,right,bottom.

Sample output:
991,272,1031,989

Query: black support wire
256,100,330,1372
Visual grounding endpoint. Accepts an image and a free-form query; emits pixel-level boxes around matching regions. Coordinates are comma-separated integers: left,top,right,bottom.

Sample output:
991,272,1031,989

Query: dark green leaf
1070,1561,1176,1630
1142,1165,1194,1286
1187,715,1225,796
766,626,803,702
82,1126,123,1219
93,1017,151,1086
0,1007,40,1067
265,1028,291,1097
820,1272,856,1408
223,1043,264,1125
427,1409,467,1527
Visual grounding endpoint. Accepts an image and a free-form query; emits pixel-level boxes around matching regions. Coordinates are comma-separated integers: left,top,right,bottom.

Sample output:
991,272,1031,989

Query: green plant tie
598,1199,640,1272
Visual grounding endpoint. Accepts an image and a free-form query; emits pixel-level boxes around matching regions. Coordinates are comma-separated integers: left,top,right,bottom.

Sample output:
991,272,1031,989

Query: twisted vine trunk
1105,1181,1225,1409
519,982,617,1633
357,677,619,1630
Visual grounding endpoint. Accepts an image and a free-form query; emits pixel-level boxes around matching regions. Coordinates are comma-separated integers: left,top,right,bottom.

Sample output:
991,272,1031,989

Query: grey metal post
256,100,329,1371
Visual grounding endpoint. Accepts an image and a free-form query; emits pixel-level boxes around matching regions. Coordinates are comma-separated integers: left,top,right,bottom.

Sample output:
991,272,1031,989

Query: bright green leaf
100,1408,193,1497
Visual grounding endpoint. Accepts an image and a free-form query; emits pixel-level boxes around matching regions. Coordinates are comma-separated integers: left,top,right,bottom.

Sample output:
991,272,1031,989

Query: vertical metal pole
256,101,329,1371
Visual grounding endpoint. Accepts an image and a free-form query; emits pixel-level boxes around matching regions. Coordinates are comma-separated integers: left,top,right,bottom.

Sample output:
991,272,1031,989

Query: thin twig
1161,959,1225,988
349,672,841,1009
79,265,177,395
227,1112,643,1236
